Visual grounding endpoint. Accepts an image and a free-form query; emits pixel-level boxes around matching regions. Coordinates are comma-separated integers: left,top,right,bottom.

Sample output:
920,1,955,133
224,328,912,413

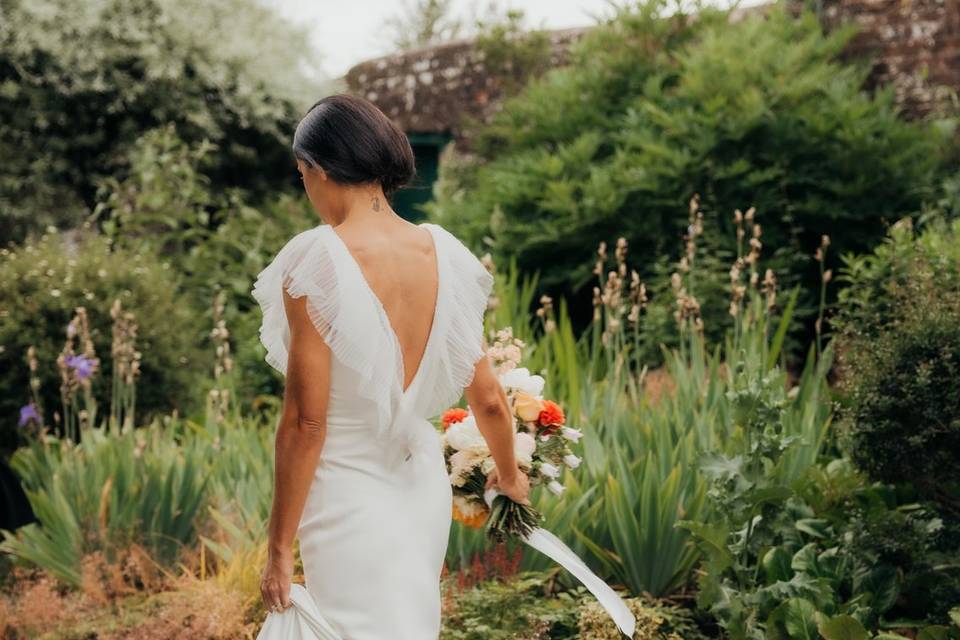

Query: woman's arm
464,343,530,505
260,288,332,612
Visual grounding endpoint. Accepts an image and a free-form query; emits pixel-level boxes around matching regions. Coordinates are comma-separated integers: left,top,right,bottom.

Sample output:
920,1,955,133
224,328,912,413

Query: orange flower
537,400,565,433
452,503,488,528
441,408,470,431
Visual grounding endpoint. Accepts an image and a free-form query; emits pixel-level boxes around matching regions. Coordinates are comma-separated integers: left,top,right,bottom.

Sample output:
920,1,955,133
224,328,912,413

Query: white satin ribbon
484,488,636,638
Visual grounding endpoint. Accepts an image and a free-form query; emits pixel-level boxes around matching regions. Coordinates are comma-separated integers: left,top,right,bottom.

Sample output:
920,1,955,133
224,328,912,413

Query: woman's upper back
326,221,440,395
252,220,494,443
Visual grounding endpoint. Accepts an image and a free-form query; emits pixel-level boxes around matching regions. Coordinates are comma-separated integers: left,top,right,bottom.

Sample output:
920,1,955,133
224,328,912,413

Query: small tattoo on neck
372,196,381,212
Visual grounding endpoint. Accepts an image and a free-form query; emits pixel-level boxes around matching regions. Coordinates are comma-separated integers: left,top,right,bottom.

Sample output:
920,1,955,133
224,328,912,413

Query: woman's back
327,220,440,394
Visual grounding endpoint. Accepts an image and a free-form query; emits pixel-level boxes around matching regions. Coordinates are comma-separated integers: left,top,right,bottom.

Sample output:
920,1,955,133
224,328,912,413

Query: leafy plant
427,1,953,350
0,226,206,452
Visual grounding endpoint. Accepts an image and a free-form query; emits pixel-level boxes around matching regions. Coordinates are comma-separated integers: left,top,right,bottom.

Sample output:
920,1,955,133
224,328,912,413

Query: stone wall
344,2,960,139
816,0,960,118
344,27,589,143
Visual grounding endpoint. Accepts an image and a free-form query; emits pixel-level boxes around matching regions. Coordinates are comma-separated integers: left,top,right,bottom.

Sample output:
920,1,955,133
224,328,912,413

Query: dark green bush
839,288,960,511
426,1,953,343
835,218,960,521
0,227,207,452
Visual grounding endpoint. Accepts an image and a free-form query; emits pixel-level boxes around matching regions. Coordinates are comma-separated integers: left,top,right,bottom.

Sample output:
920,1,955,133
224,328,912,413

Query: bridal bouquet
441,327,583,543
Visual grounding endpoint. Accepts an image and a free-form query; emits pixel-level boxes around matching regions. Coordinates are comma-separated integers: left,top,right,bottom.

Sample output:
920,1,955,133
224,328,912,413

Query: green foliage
0,0,318,241
440,572,583,639
470,8,552,98
445,204,832,602
835,216,960,341
0,227,206,452
91,124,317,407
0,403,275,587
834,217,960,520
427,1,952,345
1,418,209,585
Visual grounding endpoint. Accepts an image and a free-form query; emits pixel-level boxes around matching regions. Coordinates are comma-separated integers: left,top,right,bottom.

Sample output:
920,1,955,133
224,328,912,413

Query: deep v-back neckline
324,222,441,397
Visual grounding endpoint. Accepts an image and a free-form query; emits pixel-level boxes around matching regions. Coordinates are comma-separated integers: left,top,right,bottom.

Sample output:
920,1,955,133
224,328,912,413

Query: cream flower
498,367,545,397
452,494,485,518
445,415,488,452
449,449,486,487
514,431,536,467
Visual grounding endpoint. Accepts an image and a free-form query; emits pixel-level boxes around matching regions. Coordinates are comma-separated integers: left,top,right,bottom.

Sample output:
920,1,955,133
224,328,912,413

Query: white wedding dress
251,221,494,640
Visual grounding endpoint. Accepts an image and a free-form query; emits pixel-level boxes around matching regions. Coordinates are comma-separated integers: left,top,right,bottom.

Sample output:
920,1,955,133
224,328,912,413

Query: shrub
835,217,960,520
426,1,952,341
0,226,206,450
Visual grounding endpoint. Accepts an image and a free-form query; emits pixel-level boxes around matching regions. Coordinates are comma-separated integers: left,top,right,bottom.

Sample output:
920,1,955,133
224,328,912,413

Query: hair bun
292,94,416,201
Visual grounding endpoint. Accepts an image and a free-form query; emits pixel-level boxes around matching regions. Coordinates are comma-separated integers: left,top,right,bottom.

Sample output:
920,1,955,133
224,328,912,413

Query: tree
382,0,464,51
0,0,323,242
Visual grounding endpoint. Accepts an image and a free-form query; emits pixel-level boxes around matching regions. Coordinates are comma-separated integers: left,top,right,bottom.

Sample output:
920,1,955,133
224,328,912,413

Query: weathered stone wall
344,2,959,139
344,27,589,142
817,0,960,118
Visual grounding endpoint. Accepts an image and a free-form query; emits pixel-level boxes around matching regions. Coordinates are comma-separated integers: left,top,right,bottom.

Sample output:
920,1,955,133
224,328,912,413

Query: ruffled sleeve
250,228,318,377
414,224,495,420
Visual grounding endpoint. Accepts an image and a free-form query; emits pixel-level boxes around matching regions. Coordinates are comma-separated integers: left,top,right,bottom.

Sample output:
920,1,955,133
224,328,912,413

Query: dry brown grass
1,546,258,640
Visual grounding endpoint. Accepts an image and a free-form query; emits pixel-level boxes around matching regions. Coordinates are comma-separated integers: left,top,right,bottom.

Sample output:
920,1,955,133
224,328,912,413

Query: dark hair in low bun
292,93,416,201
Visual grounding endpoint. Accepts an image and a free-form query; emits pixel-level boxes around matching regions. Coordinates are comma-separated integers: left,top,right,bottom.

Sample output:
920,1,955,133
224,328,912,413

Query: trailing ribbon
483,488,637,639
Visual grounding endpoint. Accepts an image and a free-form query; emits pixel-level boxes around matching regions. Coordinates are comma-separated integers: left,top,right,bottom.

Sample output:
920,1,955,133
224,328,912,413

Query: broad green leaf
762,546,793,584
783,598,819,640
817,614,869,640
917,626,951,640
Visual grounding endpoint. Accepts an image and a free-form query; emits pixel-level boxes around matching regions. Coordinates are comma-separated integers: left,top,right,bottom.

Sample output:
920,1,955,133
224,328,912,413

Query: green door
392,132,451,222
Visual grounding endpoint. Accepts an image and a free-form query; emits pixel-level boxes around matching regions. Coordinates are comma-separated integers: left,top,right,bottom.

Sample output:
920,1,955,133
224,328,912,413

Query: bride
252,93,531,639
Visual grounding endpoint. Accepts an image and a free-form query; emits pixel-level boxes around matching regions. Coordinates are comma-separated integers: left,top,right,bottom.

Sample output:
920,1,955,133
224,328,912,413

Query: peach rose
513,391,544,423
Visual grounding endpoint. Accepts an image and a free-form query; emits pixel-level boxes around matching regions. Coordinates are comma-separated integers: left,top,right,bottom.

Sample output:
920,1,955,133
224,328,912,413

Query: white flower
547,480,565,496
539,462,561,478
453,494,485,518
560,427,583,443
449,449,484,486
498,367,545,397
514,431,536,467
563,454,581,469
445,415,487,452
480,456,497,475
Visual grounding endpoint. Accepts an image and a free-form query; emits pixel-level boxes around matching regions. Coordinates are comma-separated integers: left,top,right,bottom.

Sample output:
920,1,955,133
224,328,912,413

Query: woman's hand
259,548,294,614
486,465,531,506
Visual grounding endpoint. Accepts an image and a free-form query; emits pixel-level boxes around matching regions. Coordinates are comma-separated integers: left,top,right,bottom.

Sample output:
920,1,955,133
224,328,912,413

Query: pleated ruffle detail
412,224,495,421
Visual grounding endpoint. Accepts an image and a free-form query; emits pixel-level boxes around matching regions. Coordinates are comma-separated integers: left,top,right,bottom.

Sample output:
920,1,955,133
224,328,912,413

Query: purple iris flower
66,354,95,379
18,404,40,427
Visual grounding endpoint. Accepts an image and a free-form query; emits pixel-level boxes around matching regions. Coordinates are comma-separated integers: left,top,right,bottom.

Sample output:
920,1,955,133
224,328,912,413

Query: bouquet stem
485,494,543,543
